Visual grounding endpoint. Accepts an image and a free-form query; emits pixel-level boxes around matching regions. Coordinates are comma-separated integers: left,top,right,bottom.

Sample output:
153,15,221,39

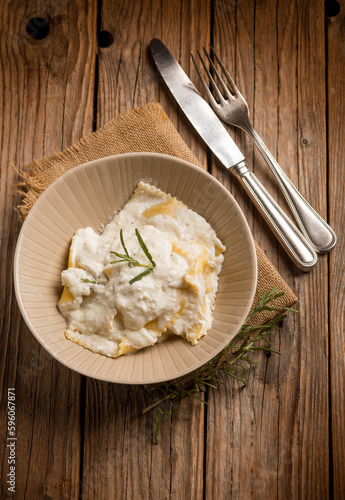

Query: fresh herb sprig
110,228,156,285
141,287,298,444
81,278,96,284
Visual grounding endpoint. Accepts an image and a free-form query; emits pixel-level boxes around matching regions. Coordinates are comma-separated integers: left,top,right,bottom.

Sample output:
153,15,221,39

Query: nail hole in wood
26,17,50,40
98,30,114,48
325,0,341,17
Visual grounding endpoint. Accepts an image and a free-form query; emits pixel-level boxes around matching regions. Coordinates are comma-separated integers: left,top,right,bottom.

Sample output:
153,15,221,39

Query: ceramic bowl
14,153,257,384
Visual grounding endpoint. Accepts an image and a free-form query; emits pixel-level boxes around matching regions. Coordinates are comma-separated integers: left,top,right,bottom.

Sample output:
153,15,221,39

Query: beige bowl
14,153,257,384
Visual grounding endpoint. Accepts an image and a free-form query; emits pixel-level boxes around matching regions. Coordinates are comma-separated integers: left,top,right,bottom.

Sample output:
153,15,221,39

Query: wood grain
97,0,210,168
327,1,345,498
81,1,210,499
296,2,329,498
0,0,96,498
207,1,285,497
206,1,330,499
1,0,343,498
275,2,304,498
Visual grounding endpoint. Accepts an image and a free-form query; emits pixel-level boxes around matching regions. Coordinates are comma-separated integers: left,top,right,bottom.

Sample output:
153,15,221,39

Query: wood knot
26,17,50,40
325,0,341,18
98,30,114,48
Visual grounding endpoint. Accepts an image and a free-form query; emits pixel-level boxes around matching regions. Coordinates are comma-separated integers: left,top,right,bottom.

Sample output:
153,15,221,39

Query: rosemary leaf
135,228,156,267
129,268,152,285
142,287,298,443
223,372,247,385
120,228,130,257
110,228,157,284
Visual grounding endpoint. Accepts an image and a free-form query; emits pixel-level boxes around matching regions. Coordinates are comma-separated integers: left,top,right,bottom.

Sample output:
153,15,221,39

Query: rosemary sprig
110,228,156,284
141,286,298,444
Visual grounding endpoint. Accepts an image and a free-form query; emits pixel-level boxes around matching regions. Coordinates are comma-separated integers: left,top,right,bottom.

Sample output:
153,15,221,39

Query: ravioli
58,182,225,358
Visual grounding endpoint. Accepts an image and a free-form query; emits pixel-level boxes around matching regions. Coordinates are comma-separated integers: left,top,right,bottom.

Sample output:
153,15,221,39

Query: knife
150,38,317,271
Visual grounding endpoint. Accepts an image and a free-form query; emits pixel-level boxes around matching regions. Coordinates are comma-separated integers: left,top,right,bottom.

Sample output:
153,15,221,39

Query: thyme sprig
141,287,298,444
110,228,156,284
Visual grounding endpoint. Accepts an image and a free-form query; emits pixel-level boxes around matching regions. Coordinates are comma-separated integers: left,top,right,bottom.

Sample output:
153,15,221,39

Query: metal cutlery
192,46,336,253
149,38,317,271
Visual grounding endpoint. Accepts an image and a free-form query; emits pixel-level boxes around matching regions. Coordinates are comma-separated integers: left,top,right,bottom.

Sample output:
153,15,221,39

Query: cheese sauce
58,182,225,357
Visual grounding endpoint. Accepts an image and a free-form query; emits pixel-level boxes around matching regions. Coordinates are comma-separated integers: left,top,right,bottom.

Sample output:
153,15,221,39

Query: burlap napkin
16,102,297,325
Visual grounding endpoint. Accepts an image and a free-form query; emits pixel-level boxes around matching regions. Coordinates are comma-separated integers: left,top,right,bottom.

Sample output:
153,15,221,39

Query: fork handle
231,161,317,271
245,127,336,253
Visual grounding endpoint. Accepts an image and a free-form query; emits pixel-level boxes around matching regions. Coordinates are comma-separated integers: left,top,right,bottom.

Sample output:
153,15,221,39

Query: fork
192,47,337,253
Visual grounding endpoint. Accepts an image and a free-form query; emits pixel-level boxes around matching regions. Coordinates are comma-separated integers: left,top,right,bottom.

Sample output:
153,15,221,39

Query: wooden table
1,1,344,498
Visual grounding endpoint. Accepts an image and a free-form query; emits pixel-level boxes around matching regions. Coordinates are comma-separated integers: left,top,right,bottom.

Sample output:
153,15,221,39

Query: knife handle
232,161,317,271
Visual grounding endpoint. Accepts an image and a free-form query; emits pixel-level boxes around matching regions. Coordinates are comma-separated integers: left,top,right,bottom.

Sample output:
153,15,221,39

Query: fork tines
191,46,239,106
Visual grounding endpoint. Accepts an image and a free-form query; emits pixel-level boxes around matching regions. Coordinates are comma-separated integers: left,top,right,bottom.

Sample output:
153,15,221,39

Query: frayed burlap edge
14,103,199,220
14,101,297,336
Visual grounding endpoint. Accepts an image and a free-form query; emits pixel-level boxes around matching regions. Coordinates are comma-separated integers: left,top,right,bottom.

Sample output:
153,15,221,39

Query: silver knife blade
150,38,244,169
149,38,318,271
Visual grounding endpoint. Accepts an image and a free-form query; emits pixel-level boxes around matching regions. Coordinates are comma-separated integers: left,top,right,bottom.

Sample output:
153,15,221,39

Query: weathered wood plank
327,2,345,499
206,2,256,499
295,1,329,497
275,2,304,498
96,0,210,168
208,0,255,234
81,1,210,499
0,0,96,497
206,1,330,499
207,2,283,497
0,0,338,498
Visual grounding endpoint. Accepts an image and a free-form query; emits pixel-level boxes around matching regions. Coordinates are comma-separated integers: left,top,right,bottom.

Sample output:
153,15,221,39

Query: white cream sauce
58,182,225,357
